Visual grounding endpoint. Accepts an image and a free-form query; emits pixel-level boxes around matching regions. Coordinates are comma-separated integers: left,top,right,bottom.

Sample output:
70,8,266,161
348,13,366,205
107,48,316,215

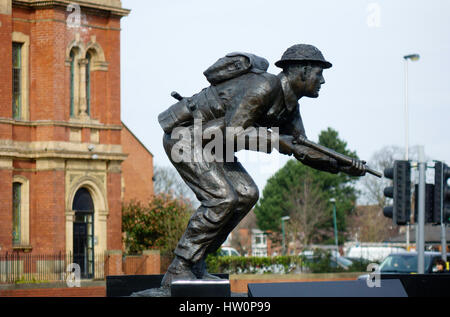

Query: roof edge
12,0,131,17
121,121,154,157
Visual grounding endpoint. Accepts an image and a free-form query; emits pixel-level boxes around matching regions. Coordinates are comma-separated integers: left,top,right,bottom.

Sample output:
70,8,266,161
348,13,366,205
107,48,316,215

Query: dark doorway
72,188,94,279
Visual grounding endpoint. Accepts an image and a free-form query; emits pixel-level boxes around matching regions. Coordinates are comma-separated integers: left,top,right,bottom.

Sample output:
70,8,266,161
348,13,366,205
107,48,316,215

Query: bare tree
229,210,257,256
358,145,429,207
351,145,432,242
358,145,403,207
347,205,399,242
285,175,329,253
153,165,198,207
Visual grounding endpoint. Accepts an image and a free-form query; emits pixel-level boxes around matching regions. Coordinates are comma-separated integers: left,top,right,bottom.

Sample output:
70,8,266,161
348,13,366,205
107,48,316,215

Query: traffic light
414,184,434,224
383,160,411,225
383,166,394,219
434,161,450,224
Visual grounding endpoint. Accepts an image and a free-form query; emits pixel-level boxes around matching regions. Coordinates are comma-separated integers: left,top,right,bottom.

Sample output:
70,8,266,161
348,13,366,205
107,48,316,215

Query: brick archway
66,176,108,257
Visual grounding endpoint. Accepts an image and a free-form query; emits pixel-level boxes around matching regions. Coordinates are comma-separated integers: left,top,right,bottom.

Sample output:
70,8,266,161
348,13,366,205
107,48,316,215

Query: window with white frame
12,176,30,247
11,32,29,120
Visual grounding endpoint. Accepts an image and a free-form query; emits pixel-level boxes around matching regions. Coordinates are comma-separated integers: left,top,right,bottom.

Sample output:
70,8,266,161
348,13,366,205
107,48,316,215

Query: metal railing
0,252,106,284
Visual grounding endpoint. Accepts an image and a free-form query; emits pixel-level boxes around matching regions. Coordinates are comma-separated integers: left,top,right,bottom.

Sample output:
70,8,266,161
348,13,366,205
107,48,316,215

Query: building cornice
0,117,123,130
0,140,128,162
12,16,122,31
12,0,131,17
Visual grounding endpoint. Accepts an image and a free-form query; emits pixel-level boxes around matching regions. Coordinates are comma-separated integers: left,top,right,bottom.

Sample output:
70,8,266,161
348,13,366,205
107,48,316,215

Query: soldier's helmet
275,44,332,69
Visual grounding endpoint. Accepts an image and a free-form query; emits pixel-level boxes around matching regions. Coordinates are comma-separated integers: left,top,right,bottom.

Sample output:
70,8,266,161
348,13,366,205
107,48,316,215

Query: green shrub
14,276,50,284
347,258,374,272
206,254,303,274
205,249,369,275
301,249,370,273
303,250,344,273
122,194,192,255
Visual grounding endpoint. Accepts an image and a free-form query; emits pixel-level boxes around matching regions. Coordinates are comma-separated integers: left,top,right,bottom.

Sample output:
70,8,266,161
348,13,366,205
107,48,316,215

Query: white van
219,247,241,257
346,246,407,262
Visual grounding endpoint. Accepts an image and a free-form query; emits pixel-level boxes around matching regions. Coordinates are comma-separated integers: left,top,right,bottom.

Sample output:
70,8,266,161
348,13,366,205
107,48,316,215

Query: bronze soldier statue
158,44,374,287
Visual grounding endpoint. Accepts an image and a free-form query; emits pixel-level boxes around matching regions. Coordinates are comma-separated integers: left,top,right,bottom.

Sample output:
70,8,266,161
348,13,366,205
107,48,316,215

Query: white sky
120,0,450,194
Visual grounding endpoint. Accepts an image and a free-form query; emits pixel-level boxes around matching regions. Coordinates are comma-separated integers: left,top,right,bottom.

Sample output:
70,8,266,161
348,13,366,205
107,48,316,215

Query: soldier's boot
161,256,197,288
191,258,222,280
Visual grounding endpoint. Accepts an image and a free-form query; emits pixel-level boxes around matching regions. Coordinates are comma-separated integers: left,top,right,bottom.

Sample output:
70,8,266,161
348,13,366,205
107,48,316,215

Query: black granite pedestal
171,279,231,297
247,279,408,297
106,274,229,297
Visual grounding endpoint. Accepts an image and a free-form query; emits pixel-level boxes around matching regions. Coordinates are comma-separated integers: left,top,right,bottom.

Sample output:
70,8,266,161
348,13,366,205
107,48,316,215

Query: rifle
278,135,382,178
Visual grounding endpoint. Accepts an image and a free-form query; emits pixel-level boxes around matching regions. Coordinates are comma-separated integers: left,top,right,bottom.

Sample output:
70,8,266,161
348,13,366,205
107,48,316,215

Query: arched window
85,51,92,116
67,44,85,119
72,187,94,212
66,38,107,120
72,187,95,279
70,49,76,117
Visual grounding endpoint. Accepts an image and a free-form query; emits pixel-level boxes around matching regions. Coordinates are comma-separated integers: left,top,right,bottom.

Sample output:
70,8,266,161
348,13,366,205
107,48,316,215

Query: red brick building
0,0,154,278
121,123,154,203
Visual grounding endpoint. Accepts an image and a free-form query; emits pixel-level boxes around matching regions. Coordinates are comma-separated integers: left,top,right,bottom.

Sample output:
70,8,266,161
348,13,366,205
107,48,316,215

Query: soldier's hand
339,159,367,176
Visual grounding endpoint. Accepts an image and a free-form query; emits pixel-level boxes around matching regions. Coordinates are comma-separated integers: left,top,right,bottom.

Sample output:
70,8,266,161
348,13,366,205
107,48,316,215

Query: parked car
218,247,241,257
358,251,445,280
299,250,353,270
346,245,407,262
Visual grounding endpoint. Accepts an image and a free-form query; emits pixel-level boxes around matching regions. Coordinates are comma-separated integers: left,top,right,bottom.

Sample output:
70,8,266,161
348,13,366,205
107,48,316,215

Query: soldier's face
304,66,325,98
286,64,325,98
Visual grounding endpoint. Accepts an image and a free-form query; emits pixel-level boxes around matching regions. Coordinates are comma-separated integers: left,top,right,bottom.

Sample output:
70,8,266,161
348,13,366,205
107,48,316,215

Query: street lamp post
403,53,420,251
417,146,426,274
403,53,420,162
281,216,290,256
329,198,338,255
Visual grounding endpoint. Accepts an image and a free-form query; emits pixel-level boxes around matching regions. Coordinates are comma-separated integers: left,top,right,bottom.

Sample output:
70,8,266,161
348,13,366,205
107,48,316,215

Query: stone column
65,210,75,254
97,209,108,255
78,58,89,118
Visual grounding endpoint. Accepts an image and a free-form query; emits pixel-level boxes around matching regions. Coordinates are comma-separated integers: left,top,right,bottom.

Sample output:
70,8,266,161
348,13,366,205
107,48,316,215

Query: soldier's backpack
158,52,270,134
203,52,269,85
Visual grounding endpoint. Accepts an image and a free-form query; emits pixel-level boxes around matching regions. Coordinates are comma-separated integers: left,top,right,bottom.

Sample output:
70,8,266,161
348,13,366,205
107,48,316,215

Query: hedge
206,250,372,274
206,255,303,274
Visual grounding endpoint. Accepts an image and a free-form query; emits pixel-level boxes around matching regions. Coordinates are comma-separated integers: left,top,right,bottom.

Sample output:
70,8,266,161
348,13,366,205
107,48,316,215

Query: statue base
106,274,230,297
171,279,231,297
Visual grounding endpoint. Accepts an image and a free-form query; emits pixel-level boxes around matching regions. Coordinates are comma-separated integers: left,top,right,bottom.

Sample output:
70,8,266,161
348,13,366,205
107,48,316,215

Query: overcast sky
120,0,450,194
